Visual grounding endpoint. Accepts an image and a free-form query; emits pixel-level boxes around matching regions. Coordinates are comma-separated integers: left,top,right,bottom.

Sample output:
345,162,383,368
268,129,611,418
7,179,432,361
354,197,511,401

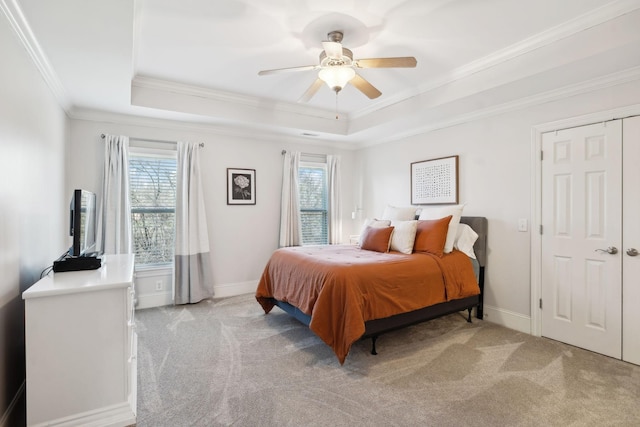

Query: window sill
134,263,173,277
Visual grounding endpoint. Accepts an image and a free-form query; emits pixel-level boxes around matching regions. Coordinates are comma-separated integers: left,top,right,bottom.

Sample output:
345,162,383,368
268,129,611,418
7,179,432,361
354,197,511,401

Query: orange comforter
255,245,479,364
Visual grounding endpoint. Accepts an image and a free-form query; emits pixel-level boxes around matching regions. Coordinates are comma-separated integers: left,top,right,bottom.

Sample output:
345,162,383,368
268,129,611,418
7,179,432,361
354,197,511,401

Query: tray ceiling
7,0,640,146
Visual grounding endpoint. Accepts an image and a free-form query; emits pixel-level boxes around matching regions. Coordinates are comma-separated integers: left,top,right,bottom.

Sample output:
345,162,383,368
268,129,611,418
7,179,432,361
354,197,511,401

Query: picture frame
410,155,459,205
227,168,256,205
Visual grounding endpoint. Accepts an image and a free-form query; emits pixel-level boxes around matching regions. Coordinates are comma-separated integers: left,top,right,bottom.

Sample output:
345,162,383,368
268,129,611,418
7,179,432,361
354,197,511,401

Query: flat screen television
69,189,98,257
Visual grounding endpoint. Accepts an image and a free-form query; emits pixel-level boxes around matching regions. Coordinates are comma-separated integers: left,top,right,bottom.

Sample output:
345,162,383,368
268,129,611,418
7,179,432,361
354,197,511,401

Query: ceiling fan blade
298,78,325,103
350,74,382,99
258,65,317,76
322,41,343,59
354,57,417,68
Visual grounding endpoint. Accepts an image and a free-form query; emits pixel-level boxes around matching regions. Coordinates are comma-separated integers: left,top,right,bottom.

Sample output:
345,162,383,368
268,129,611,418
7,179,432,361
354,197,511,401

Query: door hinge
541,151,544,161
539,224,543,235
539,298,542,309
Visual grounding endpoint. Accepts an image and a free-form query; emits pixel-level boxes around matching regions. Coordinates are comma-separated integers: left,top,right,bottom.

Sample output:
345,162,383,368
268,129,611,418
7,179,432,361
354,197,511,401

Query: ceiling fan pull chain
335,92,339,120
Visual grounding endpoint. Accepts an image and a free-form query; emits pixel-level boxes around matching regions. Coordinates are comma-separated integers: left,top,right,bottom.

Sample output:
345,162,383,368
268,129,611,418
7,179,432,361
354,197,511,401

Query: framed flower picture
227,168,256,205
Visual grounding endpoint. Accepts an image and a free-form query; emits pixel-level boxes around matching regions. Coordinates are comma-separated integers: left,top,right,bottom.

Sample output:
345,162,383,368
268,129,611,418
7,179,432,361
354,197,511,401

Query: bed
256,216,487,364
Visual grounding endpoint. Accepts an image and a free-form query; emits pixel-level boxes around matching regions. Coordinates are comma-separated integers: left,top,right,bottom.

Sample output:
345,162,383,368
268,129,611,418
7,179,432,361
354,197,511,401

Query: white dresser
23,254,137,427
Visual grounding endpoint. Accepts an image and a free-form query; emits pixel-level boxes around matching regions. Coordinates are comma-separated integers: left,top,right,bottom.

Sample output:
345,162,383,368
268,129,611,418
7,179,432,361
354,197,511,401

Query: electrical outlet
155,280,163,291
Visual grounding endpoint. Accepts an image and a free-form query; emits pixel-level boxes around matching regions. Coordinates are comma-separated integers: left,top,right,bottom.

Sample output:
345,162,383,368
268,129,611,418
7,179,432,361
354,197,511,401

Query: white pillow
454,223,478,259
390,220,418,254
381,205,418,221
418,204,465,253
358,219,391,247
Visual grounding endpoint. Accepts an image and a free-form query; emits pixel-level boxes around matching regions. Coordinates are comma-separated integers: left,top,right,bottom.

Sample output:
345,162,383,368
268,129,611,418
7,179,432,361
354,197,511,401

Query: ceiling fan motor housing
319,48,353,67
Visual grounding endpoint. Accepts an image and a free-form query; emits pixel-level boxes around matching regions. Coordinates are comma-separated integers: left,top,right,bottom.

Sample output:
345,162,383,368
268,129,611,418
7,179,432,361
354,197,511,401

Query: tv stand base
53,256,101,272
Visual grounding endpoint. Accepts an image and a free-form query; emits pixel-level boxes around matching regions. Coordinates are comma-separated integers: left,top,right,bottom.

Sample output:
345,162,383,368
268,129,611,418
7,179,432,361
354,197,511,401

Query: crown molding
130,0,640,126
73,64,640,151
351,0,640,120
354,65,640,149
532,103,640,134
68,107,356,150
0,0,70,111
132,76,340,121
9,0,638,150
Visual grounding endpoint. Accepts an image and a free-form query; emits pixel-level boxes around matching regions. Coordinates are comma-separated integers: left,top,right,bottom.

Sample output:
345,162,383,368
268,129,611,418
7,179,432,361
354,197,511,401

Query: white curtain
327,155,342,244
97,134,132,254
174,141,214,304
279,151,302,247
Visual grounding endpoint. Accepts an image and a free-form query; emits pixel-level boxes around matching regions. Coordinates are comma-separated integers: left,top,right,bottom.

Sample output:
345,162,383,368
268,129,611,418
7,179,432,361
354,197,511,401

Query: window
298,162,328,245
129,150,177,266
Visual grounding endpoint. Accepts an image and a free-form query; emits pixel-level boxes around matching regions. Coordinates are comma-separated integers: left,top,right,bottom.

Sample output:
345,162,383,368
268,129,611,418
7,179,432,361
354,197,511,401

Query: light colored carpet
135,293,640,426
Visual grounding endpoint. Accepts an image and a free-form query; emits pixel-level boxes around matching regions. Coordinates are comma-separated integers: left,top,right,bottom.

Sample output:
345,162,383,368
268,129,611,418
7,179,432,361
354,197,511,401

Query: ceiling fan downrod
327,31,343,43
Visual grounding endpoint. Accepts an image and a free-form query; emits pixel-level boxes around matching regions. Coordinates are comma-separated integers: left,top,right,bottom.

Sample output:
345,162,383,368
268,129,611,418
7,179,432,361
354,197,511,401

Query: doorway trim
530,103,640,337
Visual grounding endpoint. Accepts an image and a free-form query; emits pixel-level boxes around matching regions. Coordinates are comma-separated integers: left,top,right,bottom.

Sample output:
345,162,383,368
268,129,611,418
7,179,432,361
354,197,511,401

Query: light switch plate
518,218,528,232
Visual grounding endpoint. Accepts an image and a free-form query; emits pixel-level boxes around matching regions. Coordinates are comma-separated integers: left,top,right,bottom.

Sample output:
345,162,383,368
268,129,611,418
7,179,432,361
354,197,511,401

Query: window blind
299,165,328,245
129,156,177,265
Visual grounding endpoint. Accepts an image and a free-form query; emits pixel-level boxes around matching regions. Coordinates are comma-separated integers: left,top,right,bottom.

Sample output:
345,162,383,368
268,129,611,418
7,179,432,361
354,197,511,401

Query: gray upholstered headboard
459,216,487,268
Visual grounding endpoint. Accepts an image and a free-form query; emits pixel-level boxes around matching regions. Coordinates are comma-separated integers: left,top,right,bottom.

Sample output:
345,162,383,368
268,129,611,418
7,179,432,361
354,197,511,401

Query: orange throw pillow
360,226,395,253
413,215,452,257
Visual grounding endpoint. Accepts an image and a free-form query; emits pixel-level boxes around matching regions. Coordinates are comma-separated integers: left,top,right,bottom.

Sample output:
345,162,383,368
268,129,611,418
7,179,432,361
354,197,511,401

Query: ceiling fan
258,30,417,103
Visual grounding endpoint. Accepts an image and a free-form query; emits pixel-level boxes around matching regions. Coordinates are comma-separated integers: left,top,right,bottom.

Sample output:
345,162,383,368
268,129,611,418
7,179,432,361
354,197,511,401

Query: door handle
627,248,639,257
595,246,618,255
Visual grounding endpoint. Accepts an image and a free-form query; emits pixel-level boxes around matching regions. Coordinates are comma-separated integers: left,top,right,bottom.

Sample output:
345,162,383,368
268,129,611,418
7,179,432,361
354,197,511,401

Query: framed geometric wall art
227,168,256,205
410,155,459,205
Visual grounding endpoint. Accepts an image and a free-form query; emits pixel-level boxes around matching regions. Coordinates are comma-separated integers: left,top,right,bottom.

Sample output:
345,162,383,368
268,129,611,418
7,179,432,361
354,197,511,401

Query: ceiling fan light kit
318,66,355,92
258,30,417,102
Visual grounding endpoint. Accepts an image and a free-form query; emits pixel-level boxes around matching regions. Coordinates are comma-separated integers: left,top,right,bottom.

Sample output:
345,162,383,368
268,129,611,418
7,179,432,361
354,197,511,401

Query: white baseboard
213,280,256,298
29,401,134,427
482,304,531,334
136,291,173,309
134,281,257,309
135,284,534,337
0,381,24,427
134,283,533,338
208,283,535,335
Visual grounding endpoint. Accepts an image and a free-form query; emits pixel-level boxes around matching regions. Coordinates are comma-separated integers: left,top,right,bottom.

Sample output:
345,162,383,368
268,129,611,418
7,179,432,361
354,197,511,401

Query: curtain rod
100,133,204,147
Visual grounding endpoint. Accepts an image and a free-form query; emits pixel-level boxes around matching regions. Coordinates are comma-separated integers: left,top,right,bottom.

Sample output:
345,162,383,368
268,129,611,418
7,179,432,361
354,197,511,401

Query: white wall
355,80,640,332
66,79,640,319
0,15,68,426
67,118,357,306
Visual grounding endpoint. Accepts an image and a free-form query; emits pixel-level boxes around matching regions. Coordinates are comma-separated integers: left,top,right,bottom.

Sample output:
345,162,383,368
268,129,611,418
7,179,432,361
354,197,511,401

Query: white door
541,120,622,358
623,116,640,365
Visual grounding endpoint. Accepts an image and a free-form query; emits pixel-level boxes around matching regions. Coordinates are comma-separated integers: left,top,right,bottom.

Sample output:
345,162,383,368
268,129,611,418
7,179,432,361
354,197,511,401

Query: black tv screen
69,189,97,257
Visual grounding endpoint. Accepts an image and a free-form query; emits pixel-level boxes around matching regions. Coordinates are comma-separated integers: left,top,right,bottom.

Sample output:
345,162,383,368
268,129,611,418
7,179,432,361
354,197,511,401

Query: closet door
623,116,640,364
541,121,622,359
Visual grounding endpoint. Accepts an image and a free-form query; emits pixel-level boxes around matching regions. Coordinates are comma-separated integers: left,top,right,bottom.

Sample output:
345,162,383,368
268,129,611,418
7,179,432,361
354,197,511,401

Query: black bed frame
271,216,488,357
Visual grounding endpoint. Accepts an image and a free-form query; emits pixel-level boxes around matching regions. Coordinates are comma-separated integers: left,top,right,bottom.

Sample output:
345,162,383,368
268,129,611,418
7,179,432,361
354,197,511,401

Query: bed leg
371,336,378,355
466,307,472,323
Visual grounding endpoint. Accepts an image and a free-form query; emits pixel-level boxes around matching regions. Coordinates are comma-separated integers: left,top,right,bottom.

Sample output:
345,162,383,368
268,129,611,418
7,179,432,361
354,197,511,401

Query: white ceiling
7,0,640,146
